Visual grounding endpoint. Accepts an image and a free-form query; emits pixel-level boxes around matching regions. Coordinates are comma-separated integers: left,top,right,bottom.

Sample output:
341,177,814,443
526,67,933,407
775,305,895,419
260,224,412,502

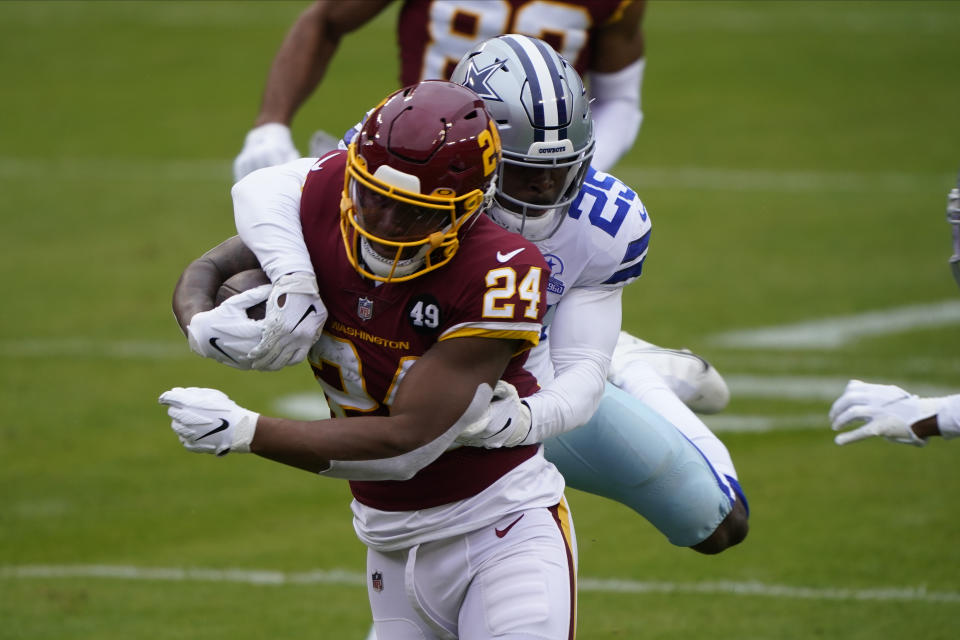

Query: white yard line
3,564,957,604
725,375,956,401
615,166,946,194
700,413,827,434
0,339,189,359
709,300,960,349
1,156,947,194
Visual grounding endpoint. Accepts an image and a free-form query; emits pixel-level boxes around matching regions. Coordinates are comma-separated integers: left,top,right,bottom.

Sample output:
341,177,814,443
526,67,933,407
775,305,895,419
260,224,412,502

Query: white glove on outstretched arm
249,272,328,371
233,123,300,182
455,380,532,449
829,379,939,446
186,284,272,370
159,387,259,456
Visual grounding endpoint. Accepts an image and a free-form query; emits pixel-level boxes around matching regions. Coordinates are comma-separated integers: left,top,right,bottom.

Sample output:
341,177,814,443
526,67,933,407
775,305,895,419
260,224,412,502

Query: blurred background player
164,80,578,639
203,35,748,556
232,0,647,180
829,174,960,446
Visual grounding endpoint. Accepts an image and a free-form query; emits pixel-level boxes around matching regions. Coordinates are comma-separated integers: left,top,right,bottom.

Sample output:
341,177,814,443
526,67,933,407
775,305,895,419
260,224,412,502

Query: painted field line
3,565,958,604
0,339,190,360
709,300,960,349
702,413,826,434
1,156,946,194
725,375,956,402
614,165,946,194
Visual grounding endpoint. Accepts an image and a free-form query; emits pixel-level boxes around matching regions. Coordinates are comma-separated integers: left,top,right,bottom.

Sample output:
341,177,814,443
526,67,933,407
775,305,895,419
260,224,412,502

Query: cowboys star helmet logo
462,60,504,102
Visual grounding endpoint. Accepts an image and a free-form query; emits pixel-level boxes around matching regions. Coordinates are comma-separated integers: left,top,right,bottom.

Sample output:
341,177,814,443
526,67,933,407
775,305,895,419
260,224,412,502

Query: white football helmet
450,34,594,242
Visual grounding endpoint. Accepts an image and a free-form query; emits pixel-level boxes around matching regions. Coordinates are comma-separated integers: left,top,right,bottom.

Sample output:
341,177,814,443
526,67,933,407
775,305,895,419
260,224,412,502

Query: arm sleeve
231,158,317,281
936,394,960,440
319,383,494,480
587,58,645,172
520,287,622,444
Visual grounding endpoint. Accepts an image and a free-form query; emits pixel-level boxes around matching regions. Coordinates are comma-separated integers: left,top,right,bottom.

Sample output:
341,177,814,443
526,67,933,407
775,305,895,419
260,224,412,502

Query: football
215,268,271,320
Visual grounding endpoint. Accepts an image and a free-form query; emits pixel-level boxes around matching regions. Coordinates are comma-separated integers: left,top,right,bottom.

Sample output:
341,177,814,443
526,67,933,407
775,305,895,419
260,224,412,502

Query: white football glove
159,387,259,456
456,380,533,448
829,379,939,447
308,129,341,157
233,123,300,182
249,272,328,371
186,284,272,370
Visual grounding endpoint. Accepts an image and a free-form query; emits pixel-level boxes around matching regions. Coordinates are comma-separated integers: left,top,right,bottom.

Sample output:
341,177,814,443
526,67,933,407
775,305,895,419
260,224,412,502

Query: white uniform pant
365,501,577,639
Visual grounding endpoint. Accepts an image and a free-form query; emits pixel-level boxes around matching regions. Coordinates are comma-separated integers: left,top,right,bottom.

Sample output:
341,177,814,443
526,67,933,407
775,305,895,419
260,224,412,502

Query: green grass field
2,1,959,638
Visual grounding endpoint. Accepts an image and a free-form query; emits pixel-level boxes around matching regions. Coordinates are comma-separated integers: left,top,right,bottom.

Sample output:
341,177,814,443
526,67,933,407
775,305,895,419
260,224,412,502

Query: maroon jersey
300,151,550,511
397,0,631,84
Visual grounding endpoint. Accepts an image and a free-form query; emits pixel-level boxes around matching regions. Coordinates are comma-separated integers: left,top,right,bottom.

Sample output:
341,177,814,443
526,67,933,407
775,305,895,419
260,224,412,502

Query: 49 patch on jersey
406,294,442,334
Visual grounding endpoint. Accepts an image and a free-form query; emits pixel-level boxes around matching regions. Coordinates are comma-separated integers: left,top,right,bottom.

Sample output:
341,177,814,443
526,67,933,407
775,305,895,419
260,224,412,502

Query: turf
2,1,959,638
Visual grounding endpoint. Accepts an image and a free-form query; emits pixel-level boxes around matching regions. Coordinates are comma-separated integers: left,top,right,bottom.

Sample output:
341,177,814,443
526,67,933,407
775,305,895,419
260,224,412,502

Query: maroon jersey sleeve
397,0,629,84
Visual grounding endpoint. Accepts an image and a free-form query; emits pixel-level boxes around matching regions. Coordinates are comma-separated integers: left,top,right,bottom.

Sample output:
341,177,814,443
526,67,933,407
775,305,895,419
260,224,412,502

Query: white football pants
365,502,577,640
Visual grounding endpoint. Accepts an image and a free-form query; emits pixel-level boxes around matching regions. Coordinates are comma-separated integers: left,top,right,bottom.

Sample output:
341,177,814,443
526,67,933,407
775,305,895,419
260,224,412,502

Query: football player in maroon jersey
163,81,578,639
233,0,646,180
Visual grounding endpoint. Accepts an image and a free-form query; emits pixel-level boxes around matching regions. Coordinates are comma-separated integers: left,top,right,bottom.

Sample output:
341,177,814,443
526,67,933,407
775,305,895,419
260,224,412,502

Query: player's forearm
250,383,493,479
253,0,394,127
251,414,418,473
522,287,620,441
172,260,220,334
254,5,338,126
172,237,259,333
588,59,644,172
523,346,610,442
232,159,316,280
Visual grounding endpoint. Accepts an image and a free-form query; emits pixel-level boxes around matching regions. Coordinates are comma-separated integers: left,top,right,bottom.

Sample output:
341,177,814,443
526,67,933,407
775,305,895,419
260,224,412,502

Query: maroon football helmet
340,80,502,282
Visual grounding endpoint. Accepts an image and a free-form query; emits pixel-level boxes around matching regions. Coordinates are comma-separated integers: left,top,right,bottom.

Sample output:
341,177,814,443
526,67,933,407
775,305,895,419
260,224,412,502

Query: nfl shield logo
371,571,384,592
358,297,374,321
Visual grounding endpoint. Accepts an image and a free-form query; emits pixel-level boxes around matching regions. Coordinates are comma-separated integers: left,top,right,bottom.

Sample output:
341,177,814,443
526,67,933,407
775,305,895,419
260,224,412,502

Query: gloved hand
186,284,272,370
456,380,532,448
233,123,300,182
249,272,328,371
829,379,939,446
308,129,341,157
159,387,259,456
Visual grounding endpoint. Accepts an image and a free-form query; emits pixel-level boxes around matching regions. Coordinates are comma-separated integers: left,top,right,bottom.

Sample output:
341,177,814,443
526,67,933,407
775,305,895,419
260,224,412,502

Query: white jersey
525,166,652,381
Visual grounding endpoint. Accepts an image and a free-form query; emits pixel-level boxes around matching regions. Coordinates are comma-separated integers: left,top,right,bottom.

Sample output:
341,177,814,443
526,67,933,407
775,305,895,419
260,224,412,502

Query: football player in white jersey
830,175,960,446
193,35,749,555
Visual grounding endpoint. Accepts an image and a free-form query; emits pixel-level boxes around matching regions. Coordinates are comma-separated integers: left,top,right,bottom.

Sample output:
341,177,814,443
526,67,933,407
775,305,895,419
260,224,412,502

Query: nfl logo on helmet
371,571,384,592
